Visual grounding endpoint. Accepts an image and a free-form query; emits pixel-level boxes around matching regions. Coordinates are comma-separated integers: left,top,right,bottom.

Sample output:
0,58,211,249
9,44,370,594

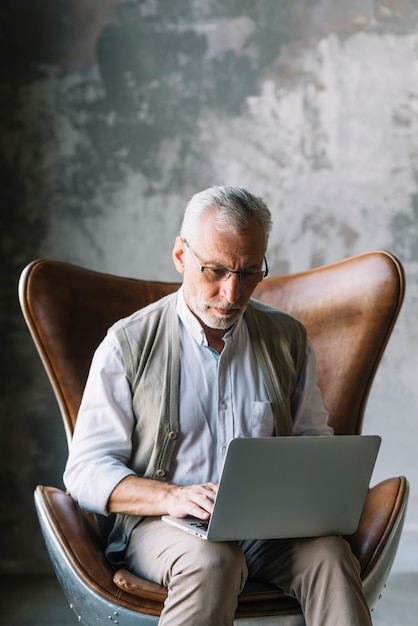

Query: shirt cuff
66,463,136,517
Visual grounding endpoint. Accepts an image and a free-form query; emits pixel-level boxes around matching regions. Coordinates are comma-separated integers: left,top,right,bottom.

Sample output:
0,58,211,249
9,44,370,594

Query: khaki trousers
126,517,372,626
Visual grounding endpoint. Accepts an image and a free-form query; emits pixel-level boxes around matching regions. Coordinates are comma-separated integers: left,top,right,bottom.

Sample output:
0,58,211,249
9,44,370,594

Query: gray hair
180,186,272,251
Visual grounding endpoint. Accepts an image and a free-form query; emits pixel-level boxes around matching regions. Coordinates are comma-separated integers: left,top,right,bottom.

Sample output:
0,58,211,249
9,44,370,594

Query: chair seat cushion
113,568,302,617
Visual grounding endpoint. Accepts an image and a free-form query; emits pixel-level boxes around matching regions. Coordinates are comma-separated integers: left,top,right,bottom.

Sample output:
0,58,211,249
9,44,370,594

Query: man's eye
203,267,229,281
211,268,228,278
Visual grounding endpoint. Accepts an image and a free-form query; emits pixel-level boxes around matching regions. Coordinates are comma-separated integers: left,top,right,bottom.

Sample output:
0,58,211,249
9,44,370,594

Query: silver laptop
162,435,381,541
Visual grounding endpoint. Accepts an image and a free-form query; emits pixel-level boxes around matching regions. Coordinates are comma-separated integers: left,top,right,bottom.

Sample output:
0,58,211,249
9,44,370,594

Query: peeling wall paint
1,0,418,573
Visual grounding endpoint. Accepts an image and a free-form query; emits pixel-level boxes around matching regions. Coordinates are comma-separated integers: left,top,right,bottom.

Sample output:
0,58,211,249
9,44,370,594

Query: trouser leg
125,517,248,626
240,535,372,626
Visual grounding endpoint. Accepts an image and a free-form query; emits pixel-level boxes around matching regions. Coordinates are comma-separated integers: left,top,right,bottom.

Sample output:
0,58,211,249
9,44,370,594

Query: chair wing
19,258,180,445
253,250,405,434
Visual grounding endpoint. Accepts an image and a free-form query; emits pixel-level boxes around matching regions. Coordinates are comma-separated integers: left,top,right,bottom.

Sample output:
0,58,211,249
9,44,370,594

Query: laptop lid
162,435,381,541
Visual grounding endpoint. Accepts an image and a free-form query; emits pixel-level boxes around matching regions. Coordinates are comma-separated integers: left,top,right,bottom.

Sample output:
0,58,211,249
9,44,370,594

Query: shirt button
168,431,178,440
155,469,166,478
219,401,227,410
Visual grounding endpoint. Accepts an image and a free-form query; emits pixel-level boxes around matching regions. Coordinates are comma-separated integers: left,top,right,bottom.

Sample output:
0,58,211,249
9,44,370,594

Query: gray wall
2,0,418,574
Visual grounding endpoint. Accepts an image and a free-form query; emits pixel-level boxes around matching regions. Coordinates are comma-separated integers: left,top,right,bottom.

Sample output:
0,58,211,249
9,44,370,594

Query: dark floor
1,574,77,626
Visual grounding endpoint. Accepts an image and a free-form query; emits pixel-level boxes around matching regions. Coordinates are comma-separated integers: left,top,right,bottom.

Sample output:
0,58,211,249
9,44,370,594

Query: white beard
195,302,246,330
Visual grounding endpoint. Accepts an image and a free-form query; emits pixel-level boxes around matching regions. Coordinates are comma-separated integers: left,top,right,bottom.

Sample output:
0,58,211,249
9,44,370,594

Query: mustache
204,302,243,311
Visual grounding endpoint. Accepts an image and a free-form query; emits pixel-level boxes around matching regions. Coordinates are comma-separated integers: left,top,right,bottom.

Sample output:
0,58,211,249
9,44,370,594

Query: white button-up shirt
64,289,332,516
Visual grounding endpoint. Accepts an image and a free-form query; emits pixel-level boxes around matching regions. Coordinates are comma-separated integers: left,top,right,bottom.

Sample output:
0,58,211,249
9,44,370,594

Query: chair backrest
19,251,404,445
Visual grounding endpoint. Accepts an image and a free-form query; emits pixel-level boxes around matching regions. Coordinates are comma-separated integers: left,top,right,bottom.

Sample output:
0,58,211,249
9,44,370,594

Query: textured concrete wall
2,0,418,573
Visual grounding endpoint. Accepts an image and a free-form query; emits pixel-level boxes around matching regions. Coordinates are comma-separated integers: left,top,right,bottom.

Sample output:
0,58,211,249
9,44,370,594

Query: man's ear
172,236,186,274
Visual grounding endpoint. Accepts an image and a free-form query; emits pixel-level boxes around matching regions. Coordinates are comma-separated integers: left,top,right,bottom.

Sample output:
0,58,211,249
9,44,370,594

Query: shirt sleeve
63,332,136,516
291,339,334,436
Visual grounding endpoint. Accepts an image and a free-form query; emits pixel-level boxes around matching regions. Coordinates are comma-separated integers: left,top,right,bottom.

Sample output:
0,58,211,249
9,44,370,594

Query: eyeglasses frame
181,238,269,284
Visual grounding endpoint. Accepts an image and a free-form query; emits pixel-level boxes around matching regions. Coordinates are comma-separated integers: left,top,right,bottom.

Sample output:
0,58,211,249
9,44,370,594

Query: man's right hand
107,474,217,519
166,482,218,519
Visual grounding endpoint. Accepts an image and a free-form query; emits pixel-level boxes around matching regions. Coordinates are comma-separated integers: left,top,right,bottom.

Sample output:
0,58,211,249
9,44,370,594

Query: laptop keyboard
190,520,209,531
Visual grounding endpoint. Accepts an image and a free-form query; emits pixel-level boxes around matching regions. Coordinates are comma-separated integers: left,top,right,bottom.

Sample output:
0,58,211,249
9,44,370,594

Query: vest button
168,431,178,440
156,468,166,478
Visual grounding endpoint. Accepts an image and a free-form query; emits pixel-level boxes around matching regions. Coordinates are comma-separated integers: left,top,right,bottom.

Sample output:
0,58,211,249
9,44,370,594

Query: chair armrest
345,476,409,578
35,485,166,614
35,485,117,592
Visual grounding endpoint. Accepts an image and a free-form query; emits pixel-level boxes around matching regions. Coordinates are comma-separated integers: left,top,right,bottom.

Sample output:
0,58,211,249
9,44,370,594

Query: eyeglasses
182,238,269,285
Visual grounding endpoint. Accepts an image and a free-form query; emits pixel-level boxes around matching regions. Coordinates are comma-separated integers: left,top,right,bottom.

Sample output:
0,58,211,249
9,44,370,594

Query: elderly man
64,186,371,626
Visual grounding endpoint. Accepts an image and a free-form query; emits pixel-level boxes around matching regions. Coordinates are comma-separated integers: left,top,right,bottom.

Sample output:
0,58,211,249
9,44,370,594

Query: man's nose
220,272,241,302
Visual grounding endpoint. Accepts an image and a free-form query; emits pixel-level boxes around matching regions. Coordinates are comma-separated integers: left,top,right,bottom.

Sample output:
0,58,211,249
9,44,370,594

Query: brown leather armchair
19,251,409,625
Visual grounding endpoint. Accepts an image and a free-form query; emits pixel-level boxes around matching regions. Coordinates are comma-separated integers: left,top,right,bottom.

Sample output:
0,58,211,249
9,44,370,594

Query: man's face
172,211,266,331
